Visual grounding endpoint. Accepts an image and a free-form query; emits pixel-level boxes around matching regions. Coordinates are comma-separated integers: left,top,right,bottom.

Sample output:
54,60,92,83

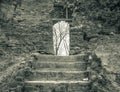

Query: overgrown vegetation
73,0,120,33
88,53,120,92
0,0,120,91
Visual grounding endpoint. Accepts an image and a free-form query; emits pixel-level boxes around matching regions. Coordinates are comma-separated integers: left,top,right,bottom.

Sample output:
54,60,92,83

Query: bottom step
25,80,89,84
24,81,90,92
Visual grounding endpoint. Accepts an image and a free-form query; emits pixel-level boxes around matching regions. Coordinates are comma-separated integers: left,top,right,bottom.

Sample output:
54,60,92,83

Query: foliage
89,53,119,92
73,0,120,33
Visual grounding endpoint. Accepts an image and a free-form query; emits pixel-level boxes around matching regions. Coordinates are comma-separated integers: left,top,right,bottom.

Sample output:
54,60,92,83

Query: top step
52,18,72,22
52,18,73,24
31,54,85,62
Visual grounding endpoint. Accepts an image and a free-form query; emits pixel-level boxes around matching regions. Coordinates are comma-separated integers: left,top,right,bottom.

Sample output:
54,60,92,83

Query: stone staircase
24,55,90,92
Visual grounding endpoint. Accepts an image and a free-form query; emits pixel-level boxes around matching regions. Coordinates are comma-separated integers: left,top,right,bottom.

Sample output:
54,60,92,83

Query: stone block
24,86,34,92
16,85,23,92
15,76,24,82
9,88,16,92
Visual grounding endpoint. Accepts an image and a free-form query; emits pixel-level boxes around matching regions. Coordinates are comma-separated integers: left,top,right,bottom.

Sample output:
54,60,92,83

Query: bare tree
53,21,69,55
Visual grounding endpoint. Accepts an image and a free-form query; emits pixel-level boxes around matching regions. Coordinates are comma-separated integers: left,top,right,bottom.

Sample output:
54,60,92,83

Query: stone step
34,60,85,62
26,70,89,81
31,55,85,62
32,62,88,71
52,18,72,22
25,80,89,84
24,81,90,92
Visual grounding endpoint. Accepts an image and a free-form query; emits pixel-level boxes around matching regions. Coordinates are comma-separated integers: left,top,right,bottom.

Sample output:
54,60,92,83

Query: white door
53,21,70,56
